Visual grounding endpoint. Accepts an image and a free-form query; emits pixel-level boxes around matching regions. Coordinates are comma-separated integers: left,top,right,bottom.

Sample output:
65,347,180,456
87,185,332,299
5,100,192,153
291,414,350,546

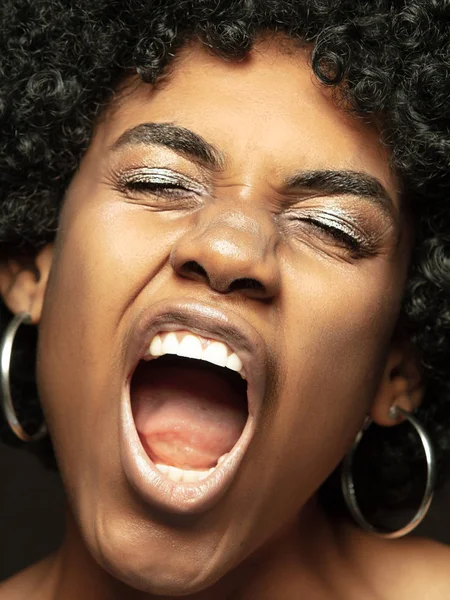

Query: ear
370,334,424,427
0,244,54,324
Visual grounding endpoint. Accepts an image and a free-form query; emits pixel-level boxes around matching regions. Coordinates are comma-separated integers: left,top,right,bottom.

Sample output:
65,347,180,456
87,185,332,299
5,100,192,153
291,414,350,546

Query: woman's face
37,41,410,593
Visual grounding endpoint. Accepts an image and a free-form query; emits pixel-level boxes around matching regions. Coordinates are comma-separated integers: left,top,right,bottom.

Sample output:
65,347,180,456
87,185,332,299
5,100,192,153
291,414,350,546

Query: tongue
131,359,247,470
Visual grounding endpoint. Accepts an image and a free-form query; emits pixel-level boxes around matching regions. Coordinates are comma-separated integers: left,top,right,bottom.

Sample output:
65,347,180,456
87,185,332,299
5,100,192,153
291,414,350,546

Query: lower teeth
154,463,213,483
217,453,229,465
154,452,230,483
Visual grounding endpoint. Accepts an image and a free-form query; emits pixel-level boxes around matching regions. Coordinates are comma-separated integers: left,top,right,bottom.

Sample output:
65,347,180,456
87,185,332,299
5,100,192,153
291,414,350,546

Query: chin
88,519,235,596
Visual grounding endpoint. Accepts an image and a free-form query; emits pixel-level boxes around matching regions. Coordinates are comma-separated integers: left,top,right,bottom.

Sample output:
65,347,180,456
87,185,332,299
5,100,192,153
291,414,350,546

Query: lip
119,298,268,515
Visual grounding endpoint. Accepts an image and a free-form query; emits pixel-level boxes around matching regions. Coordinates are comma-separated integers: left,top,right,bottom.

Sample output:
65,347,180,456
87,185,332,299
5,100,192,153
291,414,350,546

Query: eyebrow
112,122,395,217
284,170,396,218
111,122,226,171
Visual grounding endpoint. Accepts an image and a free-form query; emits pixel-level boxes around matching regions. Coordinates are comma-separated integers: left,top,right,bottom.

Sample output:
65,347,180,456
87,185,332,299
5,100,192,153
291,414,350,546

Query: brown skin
1,39,450,599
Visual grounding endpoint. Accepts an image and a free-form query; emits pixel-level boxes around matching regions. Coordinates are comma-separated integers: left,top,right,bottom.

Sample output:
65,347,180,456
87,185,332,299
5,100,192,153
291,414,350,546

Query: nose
170,209,281,300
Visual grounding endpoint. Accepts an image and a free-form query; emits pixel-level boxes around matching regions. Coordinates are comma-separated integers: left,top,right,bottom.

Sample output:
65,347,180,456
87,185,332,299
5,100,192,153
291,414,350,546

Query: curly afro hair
0,0,449,522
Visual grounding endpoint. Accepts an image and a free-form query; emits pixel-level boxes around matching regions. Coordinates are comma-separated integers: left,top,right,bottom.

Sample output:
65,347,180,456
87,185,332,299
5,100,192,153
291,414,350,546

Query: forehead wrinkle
213,210,262,236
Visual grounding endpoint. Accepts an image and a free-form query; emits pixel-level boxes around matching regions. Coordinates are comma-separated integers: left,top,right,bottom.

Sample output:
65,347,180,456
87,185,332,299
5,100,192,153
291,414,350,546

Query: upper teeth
146,331,244,377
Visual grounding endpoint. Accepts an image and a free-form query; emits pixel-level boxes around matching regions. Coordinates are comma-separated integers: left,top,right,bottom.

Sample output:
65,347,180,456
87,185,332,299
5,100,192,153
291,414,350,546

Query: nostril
227,278,265,295
180,260,209,282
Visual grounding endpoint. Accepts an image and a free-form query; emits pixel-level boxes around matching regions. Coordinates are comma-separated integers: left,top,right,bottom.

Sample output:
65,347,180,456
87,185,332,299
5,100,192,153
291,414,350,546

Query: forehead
92,39,396,196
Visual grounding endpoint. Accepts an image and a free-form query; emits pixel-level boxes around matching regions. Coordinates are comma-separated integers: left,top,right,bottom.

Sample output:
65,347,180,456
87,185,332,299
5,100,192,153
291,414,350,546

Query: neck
41,500,353,600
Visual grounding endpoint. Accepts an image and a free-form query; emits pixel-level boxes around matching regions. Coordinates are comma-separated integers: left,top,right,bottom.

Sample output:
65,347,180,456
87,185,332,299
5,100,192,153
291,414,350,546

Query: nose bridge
203,207,271,260
170,202,281,297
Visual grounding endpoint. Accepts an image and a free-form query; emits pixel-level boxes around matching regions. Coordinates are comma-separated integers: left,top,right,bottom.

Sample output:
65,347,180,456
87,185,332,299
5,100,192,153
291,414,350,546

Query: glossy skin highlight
2,40,449,600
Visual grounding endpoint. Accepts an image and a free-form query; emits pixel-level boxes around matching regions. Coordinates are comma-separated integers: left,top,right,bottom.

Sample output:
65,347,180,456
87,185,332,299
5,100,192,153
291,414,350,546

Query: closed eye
112,167,206,209
125,179,192,197
301,217,362,252
287,214,379,259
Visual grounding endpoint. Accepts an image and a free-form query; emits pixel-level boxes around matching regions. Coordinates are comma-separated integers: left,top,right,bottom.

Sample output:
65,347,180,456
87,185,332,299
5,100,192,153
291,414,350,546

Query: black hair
0,0,449,522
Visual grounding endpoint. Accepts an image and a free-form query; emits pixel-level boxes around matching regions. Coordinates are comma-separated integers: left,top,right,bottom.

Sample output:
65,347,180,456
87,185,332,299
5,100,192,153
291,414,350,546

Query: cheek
39,179,189,372
54,192,181,312
238,254,405,529
35,191,181,492
280,249,404,408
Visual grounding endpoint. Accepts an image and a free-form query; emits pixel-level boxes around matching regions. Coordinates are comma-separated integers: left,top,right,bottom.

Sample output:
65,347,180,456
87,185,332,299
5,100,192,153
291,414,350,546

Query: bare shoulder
0,566,39,600
0,570,30,600
390,536,450,598
0,556,55,600
349,530,450,600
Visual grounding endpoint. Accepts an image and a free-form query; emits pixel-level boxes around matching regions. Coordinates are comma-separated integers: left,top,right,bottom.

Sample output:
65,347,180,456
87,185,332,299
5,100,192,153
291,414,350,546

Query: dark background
1,442,450,582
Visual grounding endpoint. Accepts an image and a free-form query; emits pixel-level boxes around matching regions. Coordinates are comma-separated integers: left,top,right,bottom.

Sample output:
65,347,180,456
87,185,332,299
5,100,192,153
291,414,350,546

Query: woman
0,0,449,598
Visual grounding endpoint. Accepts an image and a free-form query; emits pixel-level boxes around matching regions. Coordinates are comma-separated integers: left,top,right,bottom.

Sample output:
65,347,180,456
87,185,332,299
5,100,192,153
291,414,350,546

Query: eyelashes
287,213,377,258
299,218,362,251
115,167,205,203
113,167,378,258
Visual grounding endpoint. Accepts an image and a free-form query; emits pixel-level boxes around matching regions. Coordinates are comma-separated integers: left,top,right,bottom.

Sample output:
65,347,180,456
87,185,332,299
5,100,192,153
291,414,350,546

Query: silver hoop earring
341,406,435,539
1,312,47,442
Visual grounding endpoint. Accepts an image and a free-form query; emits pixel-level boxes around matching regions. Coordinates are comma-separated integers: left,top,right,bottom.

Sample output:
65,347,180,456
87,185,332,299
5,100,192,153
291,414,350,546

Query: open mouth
130,330,249,484
119,300,267,514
